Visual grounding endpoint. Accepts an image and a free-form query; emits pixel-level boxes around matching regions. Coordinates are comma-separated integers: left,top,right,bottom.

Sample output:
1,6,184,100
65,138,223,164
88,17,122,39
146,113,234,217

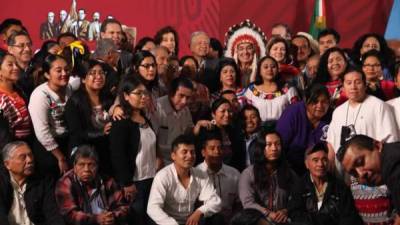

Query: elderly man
337,134,400,225
55,145,129,225
288,142,363,225
0,141,65,225
40,11,59,40
92,38,120,97
190,31,218,93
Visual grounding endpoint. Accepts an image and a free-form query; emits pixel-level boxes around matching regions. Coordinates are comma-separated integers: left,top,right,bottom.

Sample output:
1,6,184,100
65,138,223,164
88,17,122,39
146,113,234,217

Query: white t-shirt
387,97,400,135
147,164,221,225
327,95,399,154
134,126,157,181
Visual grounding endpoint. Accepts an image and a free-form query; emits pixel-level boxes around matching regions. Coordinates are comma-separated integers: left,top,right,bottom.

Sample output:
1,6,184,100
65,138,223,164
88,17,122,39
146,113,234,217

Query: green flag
310,0,327,39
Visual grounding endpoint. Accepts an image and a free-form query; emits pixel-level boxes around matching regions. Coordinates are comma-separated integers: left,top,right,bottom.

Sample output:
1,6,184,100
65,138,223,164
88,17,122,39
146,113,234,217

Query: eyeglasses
11,42,32,49
363,64,381,68
140,63,156,69
88,70,106,77
130,90,150,97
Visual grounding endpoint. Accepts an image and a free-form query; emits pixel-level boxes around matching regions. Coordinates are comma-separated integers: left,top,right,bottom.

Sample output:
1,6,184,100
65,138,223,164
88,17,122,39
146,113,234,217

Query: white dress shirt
196,162,240,221
8,175,34,225
147,164,221,225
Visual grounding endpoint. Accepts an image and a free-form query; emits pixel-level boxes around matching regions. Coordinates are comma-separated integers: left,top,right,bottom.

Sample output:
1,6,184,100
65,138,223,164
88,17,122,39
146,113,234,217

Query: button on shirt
147,164,221,225
151,96,193,165
8,175,34,225
196,162,240,221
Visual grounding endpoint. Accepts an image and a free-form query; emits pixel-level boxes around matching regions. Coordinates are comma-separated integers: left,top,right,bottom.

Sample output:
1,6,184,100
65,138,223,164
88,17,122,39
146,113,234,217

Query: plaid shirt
55,170,128,225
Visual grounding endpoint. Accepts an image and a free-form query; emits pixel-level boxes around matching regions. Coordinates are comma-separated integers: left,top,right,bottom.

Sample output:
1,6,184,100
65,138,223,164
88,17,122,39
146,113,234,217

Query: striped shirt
0,90,31,139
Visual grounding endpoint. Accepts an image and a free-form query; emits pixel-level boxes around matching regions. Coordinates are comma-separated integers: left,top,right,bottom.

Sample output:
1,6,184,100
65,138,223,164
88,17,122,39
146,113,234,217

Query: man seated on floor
147,134,222,225
196,130,241,224
55,145,129,225
288,142,363,225
0,141,65,225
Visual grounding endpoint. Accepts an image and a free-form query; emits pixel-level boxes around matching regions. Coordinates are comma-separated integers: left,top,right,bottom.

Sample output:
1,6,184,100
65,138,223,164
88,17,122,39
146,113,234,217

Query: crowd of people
1,16,400,225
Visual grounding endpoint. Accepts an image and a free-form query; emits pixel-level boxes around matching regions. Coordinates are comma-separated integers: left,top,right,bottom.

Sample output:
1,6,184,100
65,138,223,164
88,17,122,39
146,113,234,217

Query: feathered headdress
224,19,267,59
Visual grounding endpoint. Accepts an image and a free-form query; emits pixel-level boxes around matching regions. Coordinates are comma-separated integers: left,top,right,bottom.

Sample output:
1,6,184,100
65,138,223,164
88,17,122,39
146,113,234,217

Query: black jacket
109,118,141,187
381,142,400,215
65,89,113,174
288,173,363,225
0,167,65,225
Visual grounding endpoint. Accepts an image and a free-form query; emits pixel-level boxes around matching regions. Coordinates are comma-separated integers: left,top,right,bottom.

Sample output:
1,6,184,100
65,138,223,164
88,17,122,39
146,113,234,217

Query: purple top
276,101,329,174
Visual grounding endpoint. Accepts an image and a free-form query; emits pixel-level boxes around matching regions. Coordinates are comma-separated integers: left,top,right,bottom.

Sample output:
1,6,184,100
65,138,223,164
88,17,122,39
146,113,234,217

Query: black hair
6,30,31,46
72,145,99,166
57,32,77,44
199,129,222,150
254,55,280,85
304,83,330,105
343,66,367,86
360,49,385,68
266,37,292,64
314,47,348,84
336,134,375,162
168,76,194,97
100,18,122,33
239,104,261,133
271,23,292,38
317,28,341,43
42,54,68,74
134,37,155,53
211,98,231,114
305,142,329,159
210,37,223,58
0,50,12,65
352,33,396,74
154,26,179,56
171,134,196,153
0,18,23,34
220,89,237,98
215,57,241,90
132,50,158,90
118,76,144,117
179,55,199,69
71,60,113,126
59,41,90,78
39,40,59,53
253,129,292,192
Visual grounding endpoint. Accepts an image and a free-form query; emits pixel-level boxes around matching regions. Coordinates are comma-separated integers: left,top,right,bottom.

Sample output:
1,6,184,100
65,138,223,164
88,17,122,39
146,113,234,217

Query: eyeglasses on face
11,42,32,49
140,63,156,69
129,90,150,97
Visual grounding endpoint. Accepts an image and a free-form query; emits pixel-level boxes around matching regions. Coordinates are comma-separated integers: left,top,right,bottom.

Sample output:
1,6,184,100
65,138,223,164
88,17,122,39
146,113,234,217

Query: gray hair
189,31,209,46
151,45,169,56
72,145,99,166
2,141,28,161
93,38,117,58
